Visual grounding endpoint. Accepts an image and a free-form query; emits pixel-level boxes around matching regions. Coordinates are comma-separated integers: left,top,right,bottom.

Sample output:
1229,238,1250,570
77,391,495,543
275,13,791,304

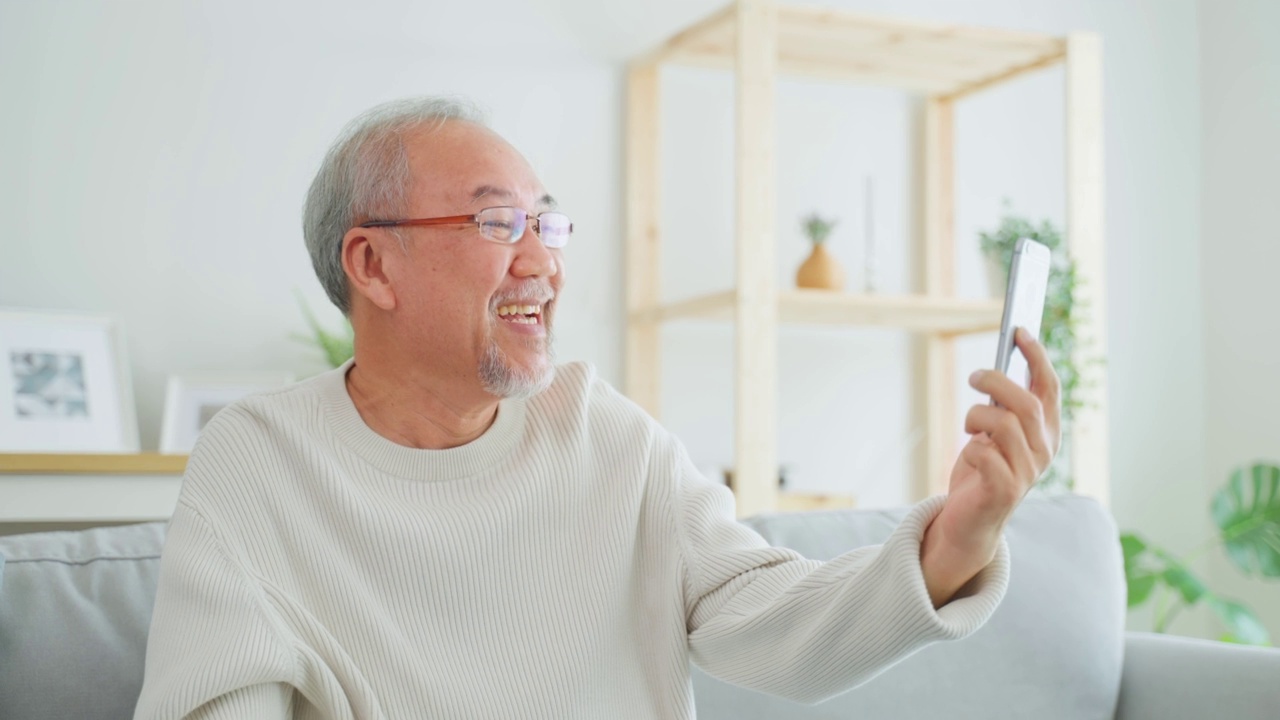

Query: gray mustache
490,282,555,309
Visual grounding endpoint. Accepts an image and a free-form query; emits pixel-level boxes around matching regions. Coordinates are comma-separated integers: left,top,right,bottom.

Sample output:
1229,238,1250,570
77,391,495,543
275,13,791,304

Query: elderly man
135,97,1061,719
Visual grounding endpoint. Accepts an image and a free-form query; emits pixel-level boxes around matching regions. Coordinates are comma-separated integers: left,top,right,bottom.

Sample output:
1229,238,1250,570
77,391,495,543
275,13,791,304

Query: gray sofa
2,494,1277,719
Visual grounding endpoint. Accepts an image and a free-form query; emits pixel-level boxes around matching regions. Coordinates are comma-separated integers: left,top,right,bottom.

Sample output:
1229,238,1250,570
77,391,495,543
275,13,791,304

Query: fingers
964,404,1039,487
959,434,1021,506
972,329,1061,461
1014,327,1062,433
970,369,1052,467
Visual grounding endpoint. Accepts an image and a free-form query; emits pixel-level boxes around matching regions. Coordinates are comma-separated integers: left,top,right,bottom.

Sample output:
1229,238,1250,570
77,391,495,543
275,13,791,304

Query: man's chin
479,345,555,400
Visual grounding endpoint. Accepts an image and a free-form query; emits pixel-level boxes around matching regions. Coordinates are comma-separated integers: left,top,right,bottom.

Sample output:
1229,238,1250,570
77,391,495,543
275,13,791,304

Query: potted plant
796,212,844,291
1122,462,1279,646
294,293,354,369
978,207,1100,491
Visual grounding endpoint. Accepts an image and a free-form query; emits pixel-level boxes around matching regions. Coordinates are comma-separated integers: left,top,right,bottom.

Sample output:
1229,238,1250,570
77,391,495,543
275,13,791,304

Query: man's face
382,121,565,399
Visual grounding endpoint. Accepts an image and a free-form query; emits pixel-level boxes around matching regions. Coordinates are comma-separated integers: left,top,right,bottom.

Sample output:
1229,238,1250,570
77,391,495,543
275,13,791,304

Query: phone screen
995,240,1051,390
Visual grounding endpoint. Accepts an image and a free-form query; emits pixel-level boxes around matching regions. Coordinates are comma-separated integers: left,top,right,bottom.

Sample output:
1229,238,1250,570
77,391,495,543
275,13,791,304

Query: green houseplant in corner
1122,462,1279,646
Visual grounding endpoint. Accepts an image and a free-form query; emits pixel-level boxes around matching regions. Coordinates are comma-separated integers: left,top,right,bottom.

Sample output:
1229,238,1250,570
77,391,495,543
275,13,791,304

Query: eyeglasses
359,206,573,248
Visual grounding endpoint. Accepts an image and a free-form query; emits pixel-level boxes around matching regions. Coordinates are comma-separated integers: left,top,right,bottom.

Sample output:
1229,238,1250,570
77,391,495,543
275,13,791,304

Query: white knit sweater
134,361,1009,719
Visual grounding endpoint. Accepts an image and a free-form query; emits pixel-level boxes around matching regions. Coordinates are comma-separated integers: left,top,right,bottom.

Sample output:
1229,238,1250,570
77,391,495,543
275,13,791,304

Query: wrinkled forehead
404,121,551,211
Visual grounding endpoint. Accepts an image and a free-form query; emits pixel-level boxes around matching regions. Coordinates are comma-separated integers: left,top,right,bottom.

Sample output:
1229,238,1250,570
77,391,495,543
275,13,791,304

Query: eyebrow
471,185,557,210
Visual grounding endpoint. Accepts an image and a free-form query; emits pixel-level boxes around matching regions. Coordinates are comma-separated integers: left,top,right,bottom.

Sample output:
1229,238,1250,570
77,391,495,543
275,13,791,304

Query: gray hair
302,96,488,314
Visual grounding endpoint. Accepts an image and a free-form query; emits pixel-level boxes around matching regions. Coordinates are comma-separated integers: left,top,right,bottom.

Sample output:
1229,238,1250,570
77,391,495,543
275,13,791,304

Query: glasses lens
477,207,526,243
537,212,572,248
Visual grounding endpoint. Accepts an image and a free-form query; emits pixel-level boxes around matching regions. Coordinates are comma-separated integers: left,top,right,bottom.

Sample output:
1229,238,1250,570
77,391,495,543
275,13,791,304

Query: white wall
1200,0,1280,643
0,0,623,453
1,0,1215,638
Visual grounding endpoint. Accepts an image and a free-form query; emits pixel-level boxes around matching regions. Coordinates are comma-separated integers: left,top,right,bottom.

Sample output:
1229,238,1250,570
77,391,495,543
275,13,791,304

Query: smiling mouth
495,303,543,325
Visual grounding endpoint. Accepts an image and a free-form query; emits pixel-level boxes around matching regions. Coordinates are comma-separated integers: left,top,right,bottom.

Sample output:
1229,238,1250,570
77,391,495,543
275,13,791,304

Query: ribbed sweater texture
134,361,1010,719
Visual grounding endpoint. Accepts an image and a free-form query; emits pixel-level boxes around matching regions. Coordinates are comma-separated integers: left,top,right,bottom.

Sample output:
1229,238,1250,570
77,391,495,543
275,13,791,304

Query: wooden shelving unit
625,0,1109,517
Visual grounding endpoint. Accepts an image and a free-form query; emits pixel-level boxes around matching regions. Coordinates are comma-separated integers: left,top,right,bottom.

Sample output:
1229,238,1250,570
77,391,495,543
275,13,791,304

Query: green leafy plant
1122,462,1279,646
978,206,1103,490
293,292,354,369
801,213,838,245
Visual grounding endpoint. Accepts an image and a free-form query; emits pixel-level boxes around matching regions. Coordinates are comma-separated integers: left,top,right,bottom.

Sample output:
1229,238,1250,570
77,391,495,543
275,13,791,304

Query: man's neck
344,357,499,450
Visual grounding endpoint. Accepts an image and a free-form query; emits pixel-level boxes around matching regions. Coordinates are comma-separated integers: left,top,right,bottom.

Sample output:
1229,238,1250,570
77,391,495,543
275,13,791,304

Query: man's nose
510,224,558,279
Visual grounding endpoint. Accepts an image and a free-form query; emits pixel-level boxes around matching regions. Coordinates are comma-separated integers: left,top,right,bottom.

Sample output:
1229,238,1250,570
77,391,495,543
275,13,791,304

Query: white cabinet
0,454,184,531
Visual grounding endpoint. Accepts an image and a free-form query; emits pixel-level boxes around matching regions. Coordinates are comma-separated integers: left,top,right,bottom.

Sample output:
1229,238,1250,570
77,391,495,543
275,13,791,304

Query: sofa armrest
1115,631,1280,720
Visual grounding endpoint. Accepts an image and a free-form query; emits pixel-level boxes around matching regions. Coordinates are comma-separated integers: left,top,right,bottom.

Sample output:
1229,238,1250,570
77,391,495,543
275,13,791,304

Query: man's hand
921,327,1062,608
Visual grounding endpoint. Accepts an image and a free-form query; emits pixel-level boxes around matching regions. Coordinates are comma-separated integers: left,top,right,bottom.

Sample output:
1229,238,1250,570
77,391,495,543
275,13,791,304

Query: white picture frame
160,373,295,454
0,309,140,453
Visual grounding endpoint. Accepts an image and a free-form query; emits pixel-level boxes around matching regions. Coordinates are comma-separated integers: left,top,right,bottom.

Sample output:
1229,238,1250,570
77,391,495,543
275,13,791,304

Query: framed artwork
0,309,139,453
160,373,295,453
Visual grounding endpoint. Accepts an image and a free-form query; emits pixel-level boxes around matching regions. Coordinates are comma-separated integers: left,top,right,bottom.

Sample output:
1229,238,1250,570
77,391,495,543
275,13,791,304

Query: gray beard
478,329,555,400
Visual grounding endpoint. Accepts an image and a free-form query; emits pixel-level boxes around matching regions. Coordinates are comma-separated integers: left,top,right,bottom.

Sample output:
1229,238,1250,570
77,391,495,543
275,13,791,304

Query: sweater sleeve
133,501,297,720
673,437,1010,705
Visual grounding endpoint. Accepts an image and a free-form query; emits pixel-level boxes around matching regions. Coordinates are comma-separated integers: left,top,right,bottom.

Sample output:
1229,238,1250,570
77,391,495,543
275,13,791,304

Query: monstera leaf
1121,533,1159,608
1208,596,1271,646
1119,463,1277,646
1158,556,1208,605
1212,463,1280,578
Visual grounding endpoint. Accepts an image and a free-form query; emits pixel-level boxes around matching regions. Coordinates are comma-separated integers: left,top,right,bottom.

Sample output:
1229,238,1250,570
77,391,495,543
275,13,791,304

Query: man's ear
341,228,398,311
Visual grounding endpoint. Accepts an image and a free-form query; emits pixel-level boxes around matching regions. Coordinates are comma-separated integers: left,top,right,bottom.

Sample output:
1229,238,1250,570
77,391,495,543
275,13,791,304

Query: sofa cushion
0,521,166,720
692,493,1126,720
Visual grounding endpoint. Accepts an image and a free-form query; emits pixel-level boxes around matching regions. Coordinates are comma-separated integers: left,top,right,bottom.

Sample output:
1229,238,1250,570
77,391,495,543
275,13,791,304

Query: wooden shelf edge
778,5,1064,50
631,291,737,324
937,48,1067,102
653,4,1066,96
632,290,1002,334
0,453,189,475
641,3,735,67
780,289,1003,333
776,492,856,513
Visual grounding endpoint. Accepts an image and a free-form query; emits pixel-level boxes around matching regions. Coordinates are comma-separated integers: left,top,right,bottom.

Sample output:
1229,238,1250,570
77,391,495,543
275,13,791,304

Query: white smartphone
992,238,1051,403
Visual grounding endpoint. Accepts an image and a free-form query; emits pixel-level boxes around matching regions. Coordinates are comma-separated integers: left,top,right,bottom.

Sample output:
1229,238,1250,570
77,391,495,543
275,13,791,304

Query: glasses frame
358,206,572,247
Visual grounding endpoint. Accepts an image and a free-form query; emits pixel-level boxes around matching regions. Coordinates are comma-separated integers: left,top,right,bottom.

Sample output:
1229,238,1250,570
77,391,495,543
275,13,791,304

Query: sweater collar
319,359,526,481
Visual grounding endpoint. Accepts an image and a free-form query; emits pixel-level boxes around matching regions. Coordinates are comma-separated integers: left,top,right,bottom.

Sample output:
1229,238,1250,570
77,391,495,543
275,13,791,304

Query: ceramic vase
796,243,845,290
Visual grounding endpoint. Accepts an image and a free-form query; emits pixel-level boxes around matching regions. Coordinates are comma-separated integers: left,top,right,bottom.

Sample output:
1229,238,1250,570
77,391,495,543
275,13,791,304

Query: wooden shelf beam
779,290,1000,332
776,492,856,513
625,62,664,418
778,6,1065,51
643,5,735,66
938,49,1067,102
632,291,1002,334
1065,32,1110,506
658,4,1066,95
922,96,958,500
732,0,781,519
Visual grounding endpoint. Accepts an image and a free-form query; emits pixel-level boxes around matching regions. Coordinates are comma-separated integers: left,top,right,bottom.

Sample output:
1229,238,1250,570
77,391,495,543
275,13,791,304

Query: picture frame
0,309,140,453
159,373,295,454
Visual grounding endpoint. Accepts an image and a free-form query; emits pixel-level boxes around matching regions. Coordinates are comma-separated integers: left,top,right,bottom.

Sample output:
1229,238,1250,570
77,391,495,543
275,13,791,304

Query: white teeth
496,303,542,317
496,303,543,323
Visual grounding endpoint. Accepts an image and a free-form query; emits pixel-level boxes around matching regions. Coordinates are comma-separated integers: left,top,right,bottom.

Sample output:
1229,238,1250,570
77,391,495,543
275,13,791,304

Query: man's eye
483,221,513,232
